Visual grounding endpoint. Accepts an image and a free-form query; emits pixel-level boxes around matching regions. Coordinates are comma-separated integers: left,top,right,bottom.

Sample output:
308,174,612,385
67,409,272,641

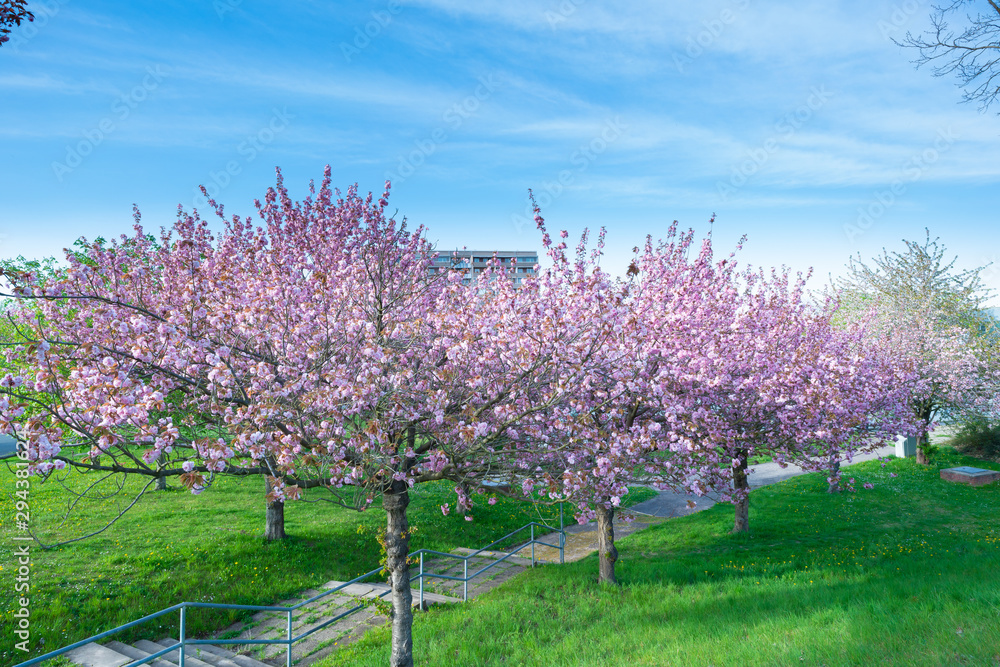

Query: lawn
0,462,655,665
324,448,1000,667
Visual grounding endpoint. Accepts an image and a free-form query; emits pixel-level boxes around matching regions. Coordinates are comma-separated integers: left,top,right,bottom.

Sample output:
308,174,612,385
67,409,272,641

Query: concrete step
154,639,249,667
216,580,459,652
104,641,175,667
230,607,374,663
64,643,133,667
134,639,214,667
158,640,273,667
322,581,461,606
213,580,456,665
299,613,389,666
413,552,528,601
450,547,537,567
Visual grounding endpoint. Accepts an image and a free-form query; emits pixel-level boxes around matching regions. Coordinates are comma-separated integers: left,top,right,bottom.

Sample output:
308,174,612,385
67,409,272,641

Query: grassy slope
326,449,1000,667
0,464,655,664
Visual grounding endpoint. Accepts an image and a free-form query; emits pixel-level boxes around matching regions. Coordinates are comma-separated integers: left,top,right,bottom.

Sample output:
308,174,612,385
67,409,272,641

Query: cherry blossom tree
836,231,1000,464
551,221,740,583
517,208,917,575
1,242,309,539
782,305,923,493
637,262,920,534
0,168,628,667
421,203,646,587
474,202,740,586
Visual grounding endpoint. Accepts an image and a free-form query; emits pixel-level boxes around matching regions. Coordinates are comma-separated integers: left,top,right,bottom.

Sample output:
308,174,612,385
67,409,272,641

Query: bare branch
894,1,1000,113
27,477,157,550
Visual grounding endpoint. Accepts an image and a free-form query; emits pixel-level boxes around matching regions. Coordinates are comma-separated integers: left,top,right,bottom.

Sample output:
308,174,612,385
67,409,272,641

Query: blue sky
2,0,999,303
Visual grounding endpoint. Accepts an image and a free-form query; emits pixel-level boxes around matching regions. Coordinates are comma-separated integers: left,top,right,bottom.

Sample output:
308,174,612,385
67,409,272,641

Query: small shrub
950,418,1000,459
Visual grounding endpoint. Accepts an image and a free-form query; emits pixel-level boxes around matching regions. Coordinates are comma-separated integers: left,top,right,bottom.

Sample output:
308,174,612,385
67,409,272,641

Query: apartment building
428,250,539,287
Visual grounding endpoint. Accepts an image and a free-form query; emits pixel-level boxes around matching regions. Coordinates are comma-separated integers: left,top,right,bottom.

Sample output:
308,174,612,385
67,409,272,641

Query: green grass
0,464,655,665
324,448,1000,667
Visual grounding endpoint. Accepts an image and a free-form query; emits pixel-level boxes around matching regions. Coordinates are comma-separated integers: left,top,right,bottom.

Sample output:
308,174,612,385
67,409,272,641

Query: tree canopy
895,0,1000,114
0,0,33,46
836,230,1000,462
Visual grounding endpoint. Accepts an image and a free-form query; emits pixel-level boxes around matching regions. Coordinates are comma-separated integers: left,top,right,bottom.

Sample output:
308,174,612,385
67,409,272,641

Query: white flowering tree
836,230,1000,463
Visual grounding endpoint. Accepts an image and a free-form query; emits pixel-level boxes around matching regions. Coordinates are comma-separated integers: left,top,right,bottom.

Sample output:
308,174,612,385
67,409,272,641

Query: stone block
940,466,1000,487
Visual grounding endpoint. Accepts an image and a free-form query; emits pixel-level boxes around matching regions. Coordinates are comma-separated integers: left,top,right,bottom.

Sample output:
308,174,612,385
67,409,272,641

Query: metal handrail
15,511,565,667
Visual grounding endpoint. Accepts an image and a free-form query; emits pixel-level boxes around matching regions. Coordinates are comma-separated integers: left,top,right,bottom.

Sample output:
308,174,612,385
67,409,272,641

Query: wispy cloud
0,0,996,308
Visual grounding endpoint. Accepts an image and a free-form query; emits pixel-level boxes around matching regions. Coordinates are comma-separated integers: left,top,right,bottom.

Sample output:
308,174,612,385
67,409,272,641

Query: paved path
525,440,955,563
629,445,898,519
631,427,956,520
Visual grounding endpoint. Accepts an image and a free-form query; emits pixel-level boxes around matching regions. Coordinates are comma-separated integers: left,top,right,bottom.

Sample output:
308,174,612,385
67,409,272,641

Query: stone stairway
216,580,461,665
65,638,270,667
63,547,537,667
416,548,535,600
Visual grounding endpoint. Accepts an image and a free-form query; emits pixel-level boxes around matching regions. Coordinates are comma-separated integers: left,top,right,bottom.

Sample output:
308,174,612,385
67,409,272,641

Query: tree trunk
827,457,841,494
595,505,619,585
384,485,414,667
154,452,167,491
264,476,287,541
915,408,933,465
732,448,750,534
915,434,929,465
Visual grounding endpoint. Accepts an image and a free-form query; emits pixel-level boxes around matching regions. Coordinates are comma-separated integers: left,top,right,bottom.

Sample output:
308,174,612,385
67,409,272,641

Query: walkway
629,445,898,519
526,445,904,563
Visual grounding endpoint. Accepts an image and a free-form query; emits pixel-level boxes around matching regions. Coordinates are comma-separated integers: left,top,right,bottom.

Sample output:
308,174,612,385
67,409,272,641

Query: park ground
2,432,999,666
325,447,1000,666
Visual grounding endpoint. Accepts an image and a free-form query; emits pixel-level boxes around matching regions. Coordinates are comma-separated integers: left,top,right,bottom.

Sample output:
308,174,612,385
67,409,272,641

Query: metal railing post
530,525,535,567
286,611,293,667
560,503,565,564
178,606,186,667
463,559,468,602
419,553,425,611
